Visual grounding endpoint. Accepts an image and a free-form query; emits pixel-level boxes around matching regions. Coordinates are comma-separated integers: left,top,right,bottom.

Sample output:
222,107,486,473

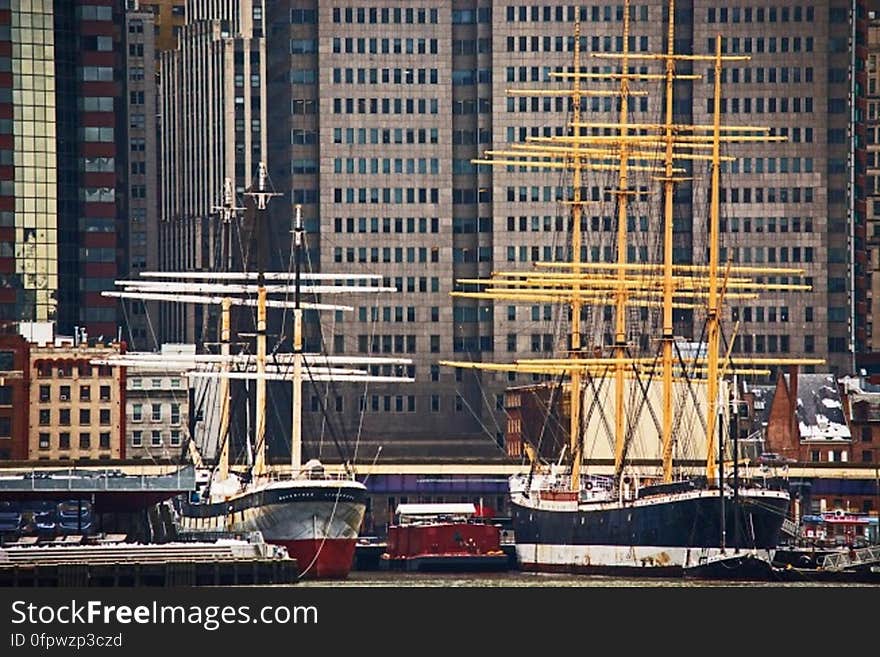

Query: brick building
28,337,125,461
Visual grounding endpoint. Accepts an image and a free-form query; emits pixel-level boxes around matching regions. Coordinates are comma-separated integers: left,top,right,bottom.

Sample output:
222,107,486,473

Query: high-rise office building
0,0,128,339
255,1,868,461
158,0,266,343
121,4,160,350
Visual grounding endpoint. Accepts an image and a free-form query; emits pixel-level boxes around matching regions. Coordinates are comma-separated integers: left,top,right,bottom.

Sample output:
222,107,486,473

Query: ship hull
512,487,789,574
178,480,366,579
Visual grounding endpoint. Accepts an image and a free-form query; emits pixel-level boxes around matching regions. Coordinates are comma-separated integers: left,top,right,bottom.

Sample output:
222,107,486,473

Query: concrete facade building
158,0,267,343
125,368,188,460
250,1,867,460
121,4,160,350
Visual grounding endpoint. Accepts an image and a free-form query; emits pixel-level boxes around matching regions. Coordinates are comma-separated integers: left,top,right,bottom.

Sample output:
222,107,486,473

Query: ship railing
264,469,356,483
821,544,880,571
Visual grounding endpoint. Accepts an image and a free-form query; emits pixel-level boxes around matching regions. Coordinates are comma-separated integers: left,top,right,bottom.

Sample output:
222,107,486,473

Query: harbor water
298,571,879,587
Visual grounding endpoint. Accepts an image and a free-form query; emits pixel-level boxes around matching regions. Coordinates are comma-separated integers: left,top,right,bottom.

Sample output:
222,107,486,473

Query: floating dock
0,539,298,587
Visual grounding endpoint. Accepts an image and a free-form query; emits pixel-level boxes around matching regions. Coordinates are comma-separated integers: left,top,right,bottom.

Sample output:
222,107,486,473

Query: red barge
381,503,508,572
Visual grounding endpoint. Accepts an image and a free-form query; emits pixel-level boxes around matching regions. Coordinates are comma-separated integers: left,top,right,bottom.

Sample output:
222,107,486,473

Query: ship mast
212,178,242,484
291,204,304,475
244,162,280,478
704,36,724,484
612,0,633,478
659,1,678,483
569,21,584,493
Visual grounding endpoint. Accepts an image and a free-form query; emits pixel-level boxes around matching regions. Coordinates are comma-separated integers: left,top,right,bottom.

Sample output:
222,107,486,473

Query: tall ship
441,1,822,575
104,166,412,578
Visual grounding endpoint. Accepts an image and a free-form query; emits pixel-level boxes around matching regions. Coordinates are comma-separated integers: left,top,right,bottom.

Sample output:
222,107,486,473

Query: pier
0,539,298,587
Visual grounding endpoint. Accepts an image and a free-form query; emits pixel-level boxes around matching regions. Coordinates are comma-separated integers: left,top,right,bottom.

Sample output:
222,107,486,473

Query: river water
298,571,875,587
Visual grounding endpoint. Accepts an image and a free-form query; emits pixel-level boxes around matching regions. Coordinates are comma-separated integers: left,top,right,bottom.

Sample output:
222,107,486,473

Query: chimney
788,365,799,445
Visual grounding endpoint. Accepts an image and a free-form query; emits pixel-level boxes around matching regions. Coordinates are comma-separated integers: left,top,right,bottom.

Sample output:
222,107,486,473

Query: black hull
513,491,789,551
683,553,776,582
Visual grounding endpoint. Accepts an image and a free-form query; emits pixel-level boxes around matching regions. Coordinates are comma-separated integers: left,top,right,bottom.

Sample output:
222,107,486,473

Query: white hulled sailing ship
441,2,822,574
104,165,412,578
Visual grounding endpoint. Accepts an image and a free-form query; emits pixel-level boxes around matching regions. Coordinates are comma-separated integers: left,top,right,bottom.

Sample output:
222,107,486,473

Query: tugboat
381,503,508,572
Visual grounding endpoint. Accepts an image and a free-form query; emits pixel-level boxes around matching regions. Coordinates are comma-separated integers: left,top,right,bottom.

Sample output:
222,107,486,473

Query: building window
59,409,70,426
862,450,873,463
99,432,110,449
99,409,110,425
39,409,50,425
59,385,71,401
811,450,820,462
0,417,8,437
170,404,180,425
151,431,162,447
132,404,142,422
863,427,873,443
39,385,50,402
79,433,90,449
100,385,111,401
132,430,142,447
38,433,50,450
79,409,91,425
170,430,181,447
151,405,161,422
80,385,91,401
59,433,70,450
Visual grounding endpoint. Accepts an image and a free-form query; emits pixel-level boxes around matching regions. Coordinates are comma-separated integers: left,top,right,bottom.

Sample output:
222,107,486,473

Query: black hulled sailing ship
106,166,412,577
441,1,821,574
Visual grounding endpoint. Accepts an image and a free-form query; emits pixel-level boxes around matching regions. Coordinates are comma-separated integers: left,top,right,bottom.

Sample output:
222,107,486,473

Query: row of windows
334,158,440,176
356,335,417,354
38,432,111,451
507,94,649,114
131,403,181,423
721,246,815,264
38,384,111,402
38,408,112,426
721,158,815,175
731,307,794,324
336,246,440,265
707,67,814,85
506,35,650,54
506,5,649,23
705,36,814,55
331,38,438,56
332,127,439,145
333,216,440,234
332,97,439,115
707,6,815,23
718,187,816,205
131,430,181,448
332,68,439,85
332,188,439,205
505,186,652,204
707,97,815,115
333,245,444,269
723,217,814,233
731,334,796,354
35,364,113,378
131,377,183,390
331,7,439,25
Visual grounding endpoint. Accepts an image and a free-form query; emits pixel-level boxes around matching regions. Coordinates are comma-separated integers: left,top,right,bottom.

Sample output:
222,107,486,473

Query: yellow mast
704,36,723,484
569,21,584,492
660,0,677,482
217,296,232,481
612,0,632,478
246,162,280,479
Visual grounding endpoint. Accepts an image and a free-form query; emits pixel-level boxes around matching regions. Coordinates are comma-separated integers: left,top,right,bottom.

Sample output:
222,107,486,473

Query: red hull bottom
273,538,357,579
